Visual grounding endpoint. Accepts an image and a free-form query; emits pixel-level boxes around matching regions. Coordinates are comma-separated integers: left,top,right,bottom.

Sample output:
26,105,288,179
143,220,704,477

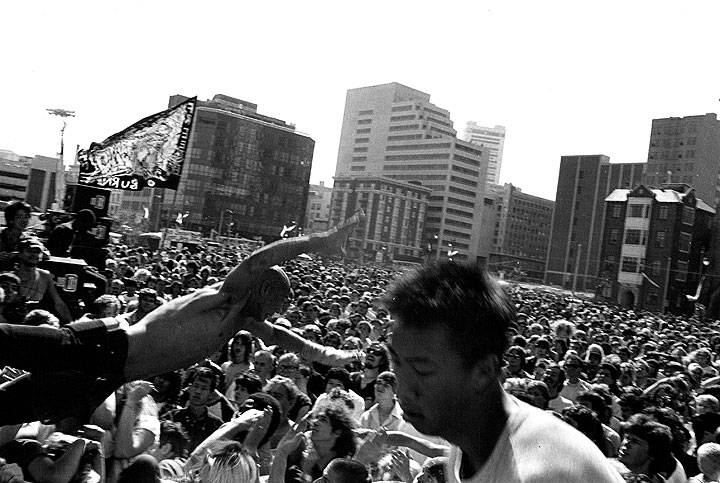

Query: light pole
46,108,75,209
218,209,232,236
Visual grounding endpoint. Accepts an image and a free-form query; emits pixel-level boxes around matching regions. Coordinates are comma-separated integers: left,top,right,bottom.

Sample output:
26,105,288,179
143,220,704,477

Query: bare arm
46,278,73,324
28,439,86,483
243,320,361,367
114,383,158,459
221,212,363,301
184,409,263,472
383,431,449,458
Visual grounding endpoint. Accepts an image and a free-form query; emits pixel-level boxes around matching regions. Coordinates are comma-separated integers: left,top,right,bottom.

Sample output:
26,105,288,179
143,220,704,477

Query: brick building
597,183,714,312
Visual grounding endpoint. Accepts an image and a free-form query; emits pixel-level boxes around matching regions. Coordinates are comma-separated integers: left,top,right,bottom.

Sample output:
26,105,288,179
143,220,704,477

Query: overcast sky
2,1,720,201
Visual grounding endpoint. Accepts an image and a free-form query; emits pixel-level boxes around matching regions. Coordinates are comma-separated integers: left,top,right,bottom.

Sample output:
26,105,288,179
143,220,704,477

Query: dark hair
235,372,264,395
421,457,448,483
326,367,351,391
367,343,390,373
562,406,609,456
189,366,219,392
326,458,370,483
159,421,190,457
624,414,675,477
577,390,609,423
242,392,282,448
4,201,31,227
692,412,720,447
0,272,20,284
228,330,253,364
153,371,182,404
317,401,357,459
91,294,121,317
383,262,514,367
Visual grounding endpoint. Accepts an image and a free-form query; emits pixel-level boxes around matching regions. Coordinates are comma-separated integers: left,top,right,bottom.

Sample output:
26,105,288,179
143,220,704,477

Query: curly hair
315,401,357,459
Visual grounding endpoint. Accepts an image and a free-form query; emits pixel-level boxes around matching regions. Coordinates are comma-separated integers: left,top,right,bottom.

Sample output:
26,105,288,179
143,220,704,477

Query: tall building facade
642,114,720,207
305,181,333,233
598,184,714,313
333,83,489,263
463,123,506,184
330,177,430,262
114,94,315,241
545,155,645,291
0,150,60,210
486,183,554,281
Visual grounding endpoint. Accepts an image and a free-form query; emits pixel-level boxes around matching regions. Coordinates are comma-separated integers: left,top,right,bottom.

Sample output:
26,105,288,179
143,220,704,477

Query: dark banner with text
78,97,196,191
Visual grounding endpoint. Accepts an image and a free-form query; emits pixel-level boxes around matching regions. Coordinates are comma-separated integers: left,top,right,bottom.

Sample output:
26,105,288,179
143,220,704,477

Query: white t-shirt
447,396,624,483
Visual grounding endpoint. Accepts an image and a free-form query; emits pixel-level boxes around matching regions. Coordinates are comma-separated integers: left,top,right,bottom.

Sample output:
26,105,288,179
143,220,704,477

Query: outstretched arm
244,320,361,367
220,212,363,301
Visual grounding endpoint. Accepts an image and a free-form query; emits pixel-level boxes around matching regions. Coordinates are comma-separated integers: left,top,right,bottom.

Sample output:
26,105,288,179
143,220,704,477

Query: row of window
619,256,688,282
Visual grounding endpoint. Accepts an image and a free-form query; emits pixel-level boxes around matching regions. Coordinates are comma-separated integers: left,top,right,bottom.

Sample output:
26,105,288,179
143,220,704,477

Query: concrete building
305,181,333,233
113,94,315,241
642,114,720,208
598,184,714,313
330,176,430,262
333,82,489,264
0,150,62,210
485,183,554,281
463,123,506,185
545,155,645,291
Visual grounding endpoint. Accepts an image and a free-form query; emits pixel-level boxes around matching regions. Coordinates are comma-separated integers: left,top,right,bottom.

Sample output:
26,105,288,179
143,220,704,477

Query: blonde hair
203,442,258,483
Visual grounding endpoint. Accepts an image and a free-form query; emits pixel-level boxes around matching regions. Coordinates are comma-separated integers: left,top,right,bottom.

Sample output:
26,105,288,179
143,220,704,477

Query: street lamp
46,108,75,208
218,209,233,236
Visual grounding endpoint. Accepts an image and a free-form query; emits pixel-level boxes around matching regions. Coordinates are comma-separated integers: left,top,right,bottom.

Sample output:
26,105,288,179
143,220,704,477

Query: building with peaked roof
597,183,714,313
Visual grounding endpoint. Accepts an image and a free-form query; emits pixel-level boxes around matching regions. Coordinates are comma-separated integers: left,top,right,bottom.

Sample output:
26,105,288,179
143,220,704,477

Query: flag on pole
641,272,660,288
143,206,149,219
78,97,196,191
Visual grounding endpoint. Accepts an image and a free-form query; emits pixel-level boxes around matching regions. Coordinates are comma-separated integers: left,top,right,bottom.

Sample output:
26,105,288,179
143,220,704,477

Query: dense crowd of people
1,200,720,482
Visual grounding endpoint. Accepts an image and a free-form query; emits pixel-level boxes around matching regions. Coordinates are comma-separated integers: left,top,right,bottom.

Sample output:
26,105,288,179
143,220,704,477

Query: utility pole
663,256,672,313
572,243,582,294
46,108,75,209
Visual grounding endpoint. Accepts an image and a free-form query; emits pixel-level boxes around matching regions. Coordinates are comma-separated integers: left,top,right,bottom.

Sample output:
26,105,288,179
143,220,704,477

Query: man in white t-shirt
384,262,623,483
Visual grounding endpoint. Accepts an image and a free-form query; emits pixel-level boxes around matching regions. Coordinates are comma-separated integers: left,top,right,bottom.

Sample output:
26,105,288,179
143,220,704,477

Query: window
357,119,372,125
658,206,669,220
609,229,619,244
676,261,688,282
624,229,647,245
612,205,622,218
679,232,691,253
651,261,661,277
628,204,646,218
356,128,371,134
622,256,639,273
682,206,695,225
655,230,666,248
358,109,374,115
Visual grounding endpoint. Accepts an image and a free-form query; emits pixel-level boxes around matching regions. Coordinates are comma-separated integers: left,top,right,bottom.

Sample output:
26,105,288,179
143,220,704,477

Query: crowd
1,200,720,482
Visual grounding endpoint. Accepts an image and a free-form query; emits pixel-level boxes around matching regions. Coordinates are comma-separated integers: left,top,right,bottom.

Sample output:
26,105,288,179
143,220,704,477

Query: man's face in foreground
389,318,475,438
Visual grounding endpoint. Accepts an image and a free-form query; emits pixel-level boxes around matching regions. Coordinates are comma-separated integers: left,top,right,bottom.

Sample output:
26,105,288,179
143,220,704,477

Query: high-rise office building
463,122,506,185
642,113,720,207
330,176,430,262
115,94,315,240
545,155,645,291
333,82,489,263
486,183,554,281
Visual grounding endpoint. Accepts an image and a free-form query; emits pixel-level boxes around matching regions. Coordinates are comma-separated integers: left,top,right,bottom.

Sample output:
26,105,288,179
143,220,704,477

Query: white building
333,82,490,264
0,150,63,210
463,122,506,185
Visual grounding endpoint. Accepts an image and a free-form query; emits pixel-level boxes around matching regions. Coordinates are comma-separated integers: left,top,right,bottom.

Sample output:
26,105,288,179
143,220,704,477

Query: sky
2,1,720,201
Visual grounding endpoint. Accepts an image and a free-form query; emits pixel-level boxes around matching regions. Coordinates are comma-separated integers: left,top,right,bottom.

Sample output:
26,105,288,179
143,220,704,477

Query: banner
78,97,196,191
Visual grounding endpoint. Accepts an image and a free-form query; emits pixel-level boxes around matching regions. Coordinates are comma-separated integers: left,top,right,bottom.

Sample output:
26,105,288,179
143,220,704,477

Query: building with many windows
0,150,61,210
597,184,714,313
485,183,553,281
545,155,645,291
305,181,333,233
330,176,430,262
114,94,315,241
333,82,489,263
642,113,720,208
463,123,506,185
